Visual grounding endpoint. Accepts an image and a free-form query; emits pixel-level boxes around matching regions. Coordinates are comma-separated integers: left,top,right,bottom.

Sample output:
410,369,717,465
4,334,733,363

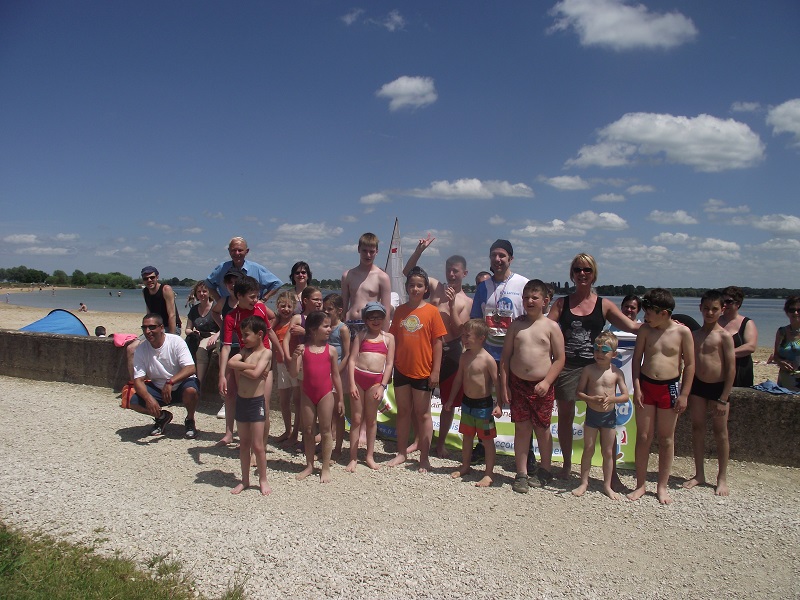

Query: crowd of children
136,232,738,504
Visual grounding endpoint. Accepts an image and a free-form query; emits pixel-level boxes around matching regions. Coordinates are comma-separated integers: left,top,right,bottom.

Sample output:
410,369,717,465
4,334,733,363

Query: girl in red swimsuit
289,310,344,483
347,301,395,472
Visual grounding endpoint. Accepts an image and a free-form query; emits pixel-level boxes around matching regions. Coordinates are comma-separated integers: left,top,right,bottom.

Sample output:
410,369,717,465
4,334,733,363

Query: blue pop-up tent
19,309,89,336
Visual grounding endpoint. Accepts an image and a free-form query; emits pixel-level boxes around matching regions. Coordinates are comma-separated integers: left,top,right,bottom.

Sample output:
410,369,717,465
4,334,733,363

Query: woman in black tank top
718,286,757,387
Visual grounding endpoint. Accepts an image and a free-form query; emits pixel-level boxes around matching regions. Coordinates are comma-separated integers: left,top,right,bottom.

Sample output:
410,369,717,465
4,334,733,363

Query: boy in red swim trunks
499,279,565,493
629,288,695,505
445,319,499,487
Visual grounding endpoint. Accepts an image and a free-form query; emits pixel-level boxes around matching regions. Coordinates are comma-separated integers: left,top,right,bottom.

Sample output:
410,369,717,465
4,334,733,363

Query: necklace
489,273,512,315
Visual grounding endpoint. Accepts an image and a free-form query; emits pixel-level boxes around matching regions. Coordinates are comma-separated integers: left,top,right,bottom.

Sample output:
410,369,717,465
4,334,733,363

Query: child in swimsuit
289,310,344,483
683,290,735,497
272,291,299,444
323,293,351,457
347,301,395,472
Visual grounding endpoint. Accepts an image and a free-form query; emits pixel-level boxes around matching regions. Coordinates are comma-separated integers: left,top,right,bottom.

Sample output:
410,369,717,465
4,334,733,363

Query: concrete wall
1,329,798,466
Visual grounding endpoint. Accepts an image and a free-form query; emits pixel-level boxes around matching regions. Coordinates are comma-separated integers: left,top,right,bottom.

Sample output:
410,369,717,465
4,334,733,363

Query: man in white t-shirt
128,313,200,439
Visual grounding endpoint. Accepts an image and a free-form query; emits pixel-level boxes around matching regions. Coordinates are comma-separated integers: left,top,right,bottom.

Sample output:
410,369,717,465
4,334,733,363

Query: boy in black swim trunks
683,289,735,497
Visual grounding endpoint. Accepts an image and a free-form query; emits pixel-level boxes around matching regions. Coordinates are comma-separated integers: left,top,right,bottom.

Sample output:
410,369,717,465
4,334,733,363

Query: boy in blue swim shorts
572,331,629,500
629,288,695,505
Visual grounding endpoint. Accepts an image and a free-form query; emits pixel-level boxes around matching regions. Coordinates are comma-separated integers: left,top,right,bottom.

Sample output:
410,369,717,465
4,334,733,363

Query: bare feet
387,454,406,467
475,475,493,488
656,486,673,505
214,436,233,447
627,486,647,501
259,480,272,496
231,481,248,495
405,441,419,454
682,475,705,490
345,459,358,473
554,466,572,480
295,465,313,481
715,478,729,496
365,457,381,470
602,487,621,500
274,431,290,443
572,482,588,497
435,445,450,459
320,468,332,483
450,466,471,479
418,460,432,474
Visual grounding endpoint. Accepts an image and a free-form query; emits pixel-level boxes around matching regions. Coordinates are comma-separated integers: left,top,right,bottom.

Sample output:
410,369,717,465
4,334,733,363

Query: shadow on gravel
194,468,238,488
187,443,240,465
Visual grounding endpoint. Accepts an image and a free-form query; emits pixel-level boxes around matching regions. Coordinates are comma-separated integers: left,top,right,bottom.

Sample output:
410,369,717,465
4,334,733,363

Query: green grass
0,523,247,600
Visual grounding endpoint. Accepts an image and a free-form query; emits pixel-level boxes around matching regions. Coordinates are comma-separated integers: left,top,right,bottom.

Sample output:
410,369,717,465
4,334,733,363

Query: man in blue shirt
206,237,283,309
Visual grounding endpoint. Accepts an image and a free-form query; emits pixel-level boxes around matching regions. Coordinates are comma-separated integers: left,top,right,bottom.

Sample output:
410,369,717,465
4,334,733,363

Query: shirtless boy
445,319,499,487
499,279,565,493
629,288,695,504
227,316,272,496
572,331,629,500
683,289,735,496
341,232,391,333
403,234,473,457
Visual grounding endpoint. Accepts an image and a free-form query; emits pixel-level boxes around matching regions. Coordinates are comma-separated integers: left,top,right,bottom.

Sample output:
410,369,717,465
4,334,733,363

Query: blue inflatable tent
20,309,89,336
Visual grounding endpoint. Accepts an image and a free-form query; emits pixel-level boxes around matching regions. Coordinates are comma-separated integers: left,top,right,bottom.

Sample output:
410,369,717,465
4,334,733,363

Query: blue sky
1,0,798,288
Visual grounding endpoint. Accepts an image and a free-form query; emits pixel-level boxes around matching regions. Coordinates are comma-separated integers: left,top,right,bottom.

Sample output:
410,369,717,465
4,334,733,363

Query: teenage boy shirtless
342,232,391,332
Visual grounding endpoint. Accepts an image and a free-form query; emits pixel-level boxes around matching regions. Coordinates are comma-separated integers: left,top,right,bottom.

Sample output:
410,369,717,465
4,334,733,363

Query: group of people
123,231,783,502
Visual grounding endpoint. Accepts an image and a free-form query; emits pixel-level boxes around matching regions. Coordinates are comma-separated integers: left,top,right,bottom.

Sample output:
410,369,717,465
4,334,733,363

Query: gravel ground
1,375,798,599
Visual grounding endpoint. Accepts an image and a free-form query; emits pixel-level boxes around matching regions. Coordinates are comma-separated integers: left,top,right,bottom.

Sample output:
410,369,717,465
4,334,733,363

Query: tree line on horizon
2,265,798,299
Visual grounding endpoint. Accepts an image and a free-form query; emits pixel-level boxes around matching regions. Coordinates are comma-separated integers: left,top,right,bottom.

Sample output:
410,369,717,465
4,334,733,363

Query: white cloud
567,210,628,230
54,233,79,241
626,184,654,194
767,98,800,147
406,178,533,199
512,219,571,237
703,199,749,214
341,8,364,26
276,222,344,238
731,101,761,113
4,234,38,244
539,175,590,190
376,76,437,111
697,238,740,252
548,0,697,51
341,215,358,223
16,246,72,255
183,227,203,234
381,10,405,32
653,232,690,244
489,215,506,226
648,209,698,225
567,112,765,172
360,193,390,205
750,214,800,235
652,232,739,253
753,238,800,251
203,211,224,220
592,192,625,202
145,221,172,232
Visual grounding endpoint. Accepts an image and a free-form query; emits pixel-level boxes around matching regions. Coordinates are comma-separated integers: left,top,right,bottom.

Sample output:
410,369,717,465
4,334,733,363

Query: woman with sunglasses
290,261,312,313
547,253,640,482
718,286,758,388
774,296,800,391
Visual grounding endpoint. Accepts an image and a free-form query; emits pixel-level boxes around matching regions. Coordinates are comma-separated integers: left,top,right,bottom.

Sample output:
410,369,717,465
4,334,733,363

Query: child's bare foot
405,441,419,454
656,486,673,505
231,481,248,495
386,454,406,467
715,478,729,496
627,486,647,501
572,482,588,497
450,465,471,479
365,457,381,470
345,459,358,473
682,475,705,489
274,431,290,443
215,435,233,447
603,487,621,500
418,460,432,474
554,466,572,480
435,445,450,459
320,468,332,483
475,475,493,487
296,465,314,481
259,480,272,496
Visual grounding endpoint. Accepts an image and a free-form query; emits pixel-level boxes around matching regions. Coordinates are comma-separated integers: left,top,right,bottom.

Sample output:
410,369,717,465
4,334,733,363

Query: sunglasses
141,324,162,331
594,344,613,353
572,267,593,274
294,270,307,275
142,274,157,281
641,299,671,314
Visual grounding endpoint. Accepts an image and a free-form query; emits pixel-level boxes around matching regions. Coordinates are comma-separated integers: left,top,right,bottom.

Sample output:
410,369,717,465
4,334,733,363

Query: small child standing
629,288,695,504
499,279,565,493
227,316,272,496
446,319,499,487
289,310,344,483
388,267,447,473
323,293,351,457
272,290,299,444
572,331,629,500
683,289,735,496
347,301,395,471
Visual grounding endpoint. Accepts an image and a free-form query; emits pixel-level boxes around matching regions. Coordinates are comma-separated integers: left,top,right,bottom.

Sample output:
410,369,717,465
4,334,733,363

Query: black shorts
235,394,266,422
393,369,430,391
690,378,725,403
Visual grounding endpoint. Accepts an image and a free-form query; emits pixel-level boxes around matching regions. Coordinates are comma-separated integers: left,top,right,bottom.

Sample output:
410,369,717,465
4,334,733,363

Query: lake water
5,288,790,343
